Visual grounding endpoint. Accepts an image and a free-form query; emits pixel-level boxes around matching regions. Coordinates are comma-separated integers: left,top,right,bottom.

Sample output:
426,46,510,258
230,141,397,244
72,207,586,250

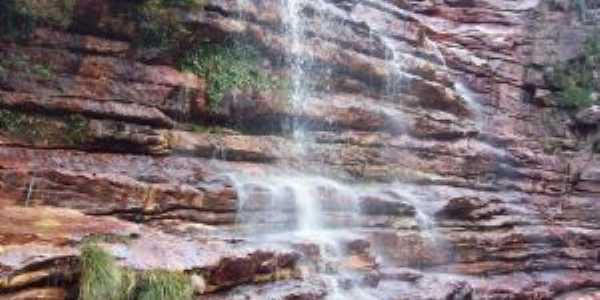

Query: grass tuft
78,242,193,300
79,243,134,300
137,270,193,300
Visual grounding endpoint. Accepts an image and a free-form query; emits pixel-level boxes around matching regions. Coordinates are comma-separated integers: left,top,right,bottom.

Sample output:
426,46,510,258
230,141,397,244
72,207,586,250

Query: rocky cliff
1,0,600,299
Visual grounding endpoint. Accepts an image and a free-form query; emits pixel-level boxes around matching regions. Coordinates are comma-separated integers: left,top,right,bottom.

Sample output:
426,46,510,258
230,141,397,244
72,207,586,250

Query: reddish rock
0,0,598,299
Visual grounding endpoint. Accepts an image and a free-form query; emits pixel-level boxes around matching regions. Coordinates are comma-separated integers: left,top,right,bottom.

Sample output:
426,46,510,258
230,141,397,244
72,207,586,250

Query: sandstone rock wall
0,0,599,299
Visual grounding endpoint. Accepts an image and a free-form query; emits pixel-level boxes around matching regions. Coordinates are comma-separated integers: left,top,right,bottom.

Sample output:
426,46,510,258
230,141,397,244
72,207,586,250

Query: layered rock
0,0,599,299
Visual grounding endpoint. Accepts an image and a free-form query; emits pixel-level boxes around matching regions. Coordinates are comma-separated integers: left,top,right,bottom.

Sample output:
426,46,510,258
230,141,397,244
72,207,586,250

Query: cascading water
224,0,458,298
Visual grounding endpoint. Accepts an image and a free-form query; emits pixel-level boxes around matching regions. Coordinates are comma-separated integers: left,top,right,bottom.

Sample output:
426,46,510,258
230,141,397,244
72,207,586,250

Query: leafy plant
137,270,193,300
181,43,281,111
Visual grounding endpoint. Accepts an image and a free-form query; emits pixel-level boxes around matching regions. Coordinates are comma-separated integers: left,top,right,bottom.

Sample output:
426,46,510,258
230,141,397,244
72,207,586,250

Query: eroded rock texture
1,0,600,299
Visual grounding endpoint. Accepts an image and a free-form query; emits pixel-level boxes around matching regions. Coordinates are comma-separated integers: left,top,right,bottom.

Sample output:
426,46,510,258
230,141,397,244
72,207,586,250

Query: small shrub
137,270,193,300
557,81,594,108
181,43,281,111
548,32,600,109
79,243,135,300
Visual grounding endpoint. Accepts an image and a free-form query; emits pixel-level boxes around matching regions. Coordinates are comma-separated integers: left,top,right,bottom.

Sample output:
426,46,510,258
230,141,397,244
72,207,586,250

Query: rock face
0,0,599,299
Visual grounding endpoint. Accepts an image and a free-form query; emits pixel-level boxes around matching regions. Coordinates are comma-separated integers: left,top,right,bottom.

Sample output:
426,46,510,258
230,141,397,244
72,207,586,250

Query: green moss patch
0,53,54,81
181,43,284,111
0,109,90,146
64,114,91,145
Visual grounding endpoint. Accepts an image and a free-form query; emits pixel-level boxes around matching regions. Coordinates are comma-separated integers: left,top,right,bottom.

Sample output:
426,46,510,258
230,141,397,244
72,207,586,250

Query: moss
181,43,283,111
0,53,55,81
0,109,48,141
79,243,135,300
0,109,90,145
64,114,90,145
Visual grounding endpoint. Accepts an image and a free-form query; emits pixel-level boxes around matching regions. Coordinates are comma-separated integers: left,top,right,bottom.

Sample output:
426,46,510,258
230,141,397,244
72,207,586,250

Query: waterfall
227,0,450,298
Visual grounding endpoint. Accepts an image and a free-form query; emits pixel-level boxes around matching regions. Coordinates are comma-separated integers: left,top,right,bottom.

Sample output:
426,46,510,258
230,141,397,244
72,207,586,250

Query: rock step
0,205,303,296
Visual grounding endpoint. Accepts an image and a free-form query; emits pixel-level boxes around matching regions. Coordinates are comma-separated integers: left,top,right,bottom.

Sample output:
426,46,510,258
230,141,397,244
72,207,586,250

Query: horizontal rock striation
0,0,599,299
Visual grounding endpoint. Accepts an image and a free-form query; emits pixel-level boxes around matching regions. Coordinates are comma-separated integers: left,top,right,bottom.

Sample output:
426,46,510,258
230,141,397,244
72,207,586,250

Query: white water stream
225,0,455,298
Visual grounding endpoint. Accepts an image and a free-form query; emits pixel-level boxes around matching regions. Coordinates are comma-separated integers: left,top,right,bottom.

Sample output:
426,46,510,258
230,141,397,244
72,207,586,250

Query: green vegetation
137,271,193,300
0,109,90,145
133,0,205,50
0,0,76,40
0,109,48,142
0,53,54,81
64,114,90,145
78,241,193,300
79,243,135,300
547,32,600,109
181,43,282,111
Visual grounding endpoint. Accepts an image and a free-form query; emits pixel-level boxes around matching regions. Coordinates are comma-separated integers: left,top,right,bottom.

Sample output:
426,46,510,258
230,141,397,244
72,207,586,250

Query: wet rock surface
0,0,599,299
